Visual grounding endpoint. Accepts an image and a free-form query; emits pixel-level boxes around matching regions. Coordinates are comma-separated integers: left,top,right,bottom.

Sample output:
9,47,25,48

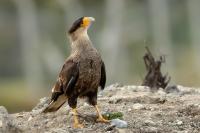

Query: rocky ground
1,84,200,133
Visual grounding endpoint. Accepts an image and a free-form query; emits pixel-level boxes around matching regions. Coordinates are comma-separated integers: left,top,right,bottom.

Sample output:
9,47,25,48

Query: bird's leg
94,105,109,123
72,108,84,128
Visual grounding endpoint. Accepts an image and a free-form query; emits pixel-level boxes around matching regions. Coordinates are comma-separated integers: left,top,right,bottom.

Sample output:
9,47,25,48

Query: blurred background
1,0,200,113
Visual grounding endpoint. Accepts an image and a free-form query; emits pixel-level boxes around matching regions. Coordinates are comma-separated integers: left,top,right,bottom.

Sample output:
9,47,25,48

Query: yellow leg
72,108,84,128
95,105,109,123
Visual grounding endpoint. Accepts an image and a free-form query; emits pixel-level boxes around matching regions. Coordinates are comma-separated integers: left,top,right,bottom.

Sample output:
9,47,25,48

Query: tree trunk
13,0,44,94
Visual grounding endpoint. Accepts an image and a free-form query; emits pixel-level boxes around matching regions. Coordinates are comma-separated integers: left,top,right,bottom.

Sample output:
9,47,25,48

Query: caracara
43,17,108,128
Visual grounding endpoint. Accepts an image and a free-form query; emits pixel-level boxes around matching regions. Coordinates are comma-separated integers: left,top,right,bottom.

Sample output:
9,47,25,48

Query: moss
102,112,123,120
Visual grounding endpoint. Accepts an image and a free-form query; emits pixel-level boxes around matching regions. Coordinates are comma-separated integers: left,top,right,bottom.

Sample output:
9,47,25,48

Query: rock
2,84,200,132
165,85,180,94
132,103,144,110
32,97,50,111
105,125,115,131
31,97,51,115
0,106,21,133
49,128,68,133
116,128,129,133
106,83,124,90
0,106,9,132
28,116,33,121
138,86,150,91
111,119,128,128
176,120,183,125
144,127,158,132
98,90,103,97
144,120,156,126
108,98,121,104
0,106,8,115
83,102,89,107
153,97,166,104
157,89,166,96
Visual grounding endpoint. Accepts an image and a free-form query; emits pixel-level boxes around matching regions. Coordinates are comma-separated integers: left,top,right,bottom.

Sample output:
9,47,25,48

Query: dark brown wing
99,61,106,90
59,60,79,95
43,59,79,113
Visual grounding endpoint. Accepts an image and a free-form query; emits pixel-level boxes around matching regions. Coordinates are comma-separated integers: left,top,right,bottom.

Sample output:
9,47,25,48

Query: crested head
68,17,95,39
68,17,95,53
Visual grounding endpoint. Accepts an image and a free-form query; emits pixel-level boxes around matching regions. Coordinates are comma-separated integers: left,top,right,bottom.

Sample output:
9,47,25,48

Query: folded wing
43,59,79,113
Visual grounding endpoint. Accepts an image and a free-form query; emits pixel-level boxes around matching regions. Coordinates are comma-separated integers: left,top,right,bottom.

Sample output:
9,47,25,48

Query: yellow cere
82,17,90,27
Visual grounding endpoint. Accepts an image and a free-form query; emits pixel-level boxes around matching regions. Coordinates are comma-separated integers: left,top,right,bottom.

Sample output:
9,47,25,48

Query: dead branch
142,47,170,90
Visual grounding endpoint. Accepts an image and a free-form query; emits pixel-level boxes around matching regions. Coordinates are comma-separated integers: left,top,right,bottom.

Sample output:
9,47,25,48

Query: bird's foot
73,123,84,128
96,117,109,123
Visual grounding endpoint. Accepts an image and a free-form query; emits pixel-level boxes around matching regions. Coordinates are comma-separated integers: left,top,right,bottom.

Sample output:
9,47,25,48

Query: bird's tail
42,95,67,113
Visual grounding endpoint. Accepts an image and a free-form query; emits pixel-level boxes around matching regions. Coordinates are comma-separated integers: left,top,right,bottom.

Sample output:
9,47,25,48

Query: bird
42,17,108,128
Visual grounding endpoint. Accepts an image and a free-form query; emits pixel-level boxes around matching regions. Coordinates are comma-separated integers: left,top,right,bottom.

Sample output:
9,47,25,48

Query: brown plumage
43,17,108,128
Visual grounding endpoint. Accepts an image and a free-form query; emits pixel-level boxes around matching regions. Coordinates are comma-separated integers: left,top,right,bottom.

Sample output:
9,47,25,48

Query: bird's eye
81,20,85,27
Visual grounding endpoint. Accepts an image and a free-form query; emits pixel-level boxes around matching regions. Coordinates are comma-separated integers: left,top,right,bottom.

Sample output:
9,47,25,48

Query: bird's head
68,17,95,36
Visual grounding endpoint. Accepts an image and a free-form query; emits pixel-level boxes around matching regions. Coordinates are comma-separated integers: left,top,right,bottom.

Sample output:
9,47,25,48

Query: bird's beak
87,17,95,22
82,17,95,28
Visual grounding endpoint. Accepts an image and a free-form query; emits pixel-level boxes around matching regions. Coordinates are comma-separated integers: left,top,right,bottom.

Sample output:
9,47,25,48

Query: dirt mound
1,84,200,133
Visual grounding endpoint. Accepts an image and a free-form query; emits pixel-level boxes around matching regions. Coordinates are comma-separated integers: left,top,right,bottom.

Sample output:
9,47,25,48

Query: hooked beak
87,17,95,22
82,17,95,28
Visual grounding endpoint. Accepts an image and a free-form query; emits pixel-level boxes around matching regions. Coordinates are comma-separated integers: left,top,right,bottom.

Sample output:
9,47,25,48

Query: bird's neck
70,31,94,54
